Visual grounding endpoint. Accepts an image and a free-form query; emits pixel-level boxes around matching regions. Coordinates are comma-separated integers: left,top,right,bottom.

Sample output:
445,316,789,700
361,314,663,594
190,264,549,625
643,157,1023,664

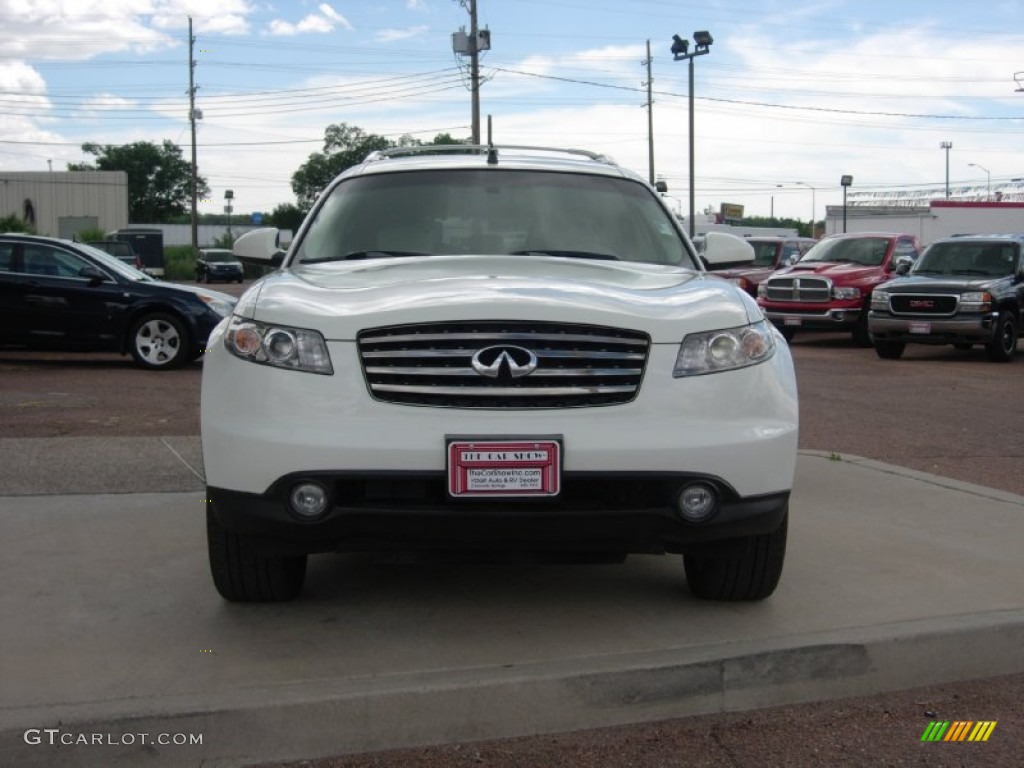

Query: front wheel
874,340,905,359
683,510,787,601
128,312,190,369
986,313,1018,362
207,503,307,602
852,312,872,347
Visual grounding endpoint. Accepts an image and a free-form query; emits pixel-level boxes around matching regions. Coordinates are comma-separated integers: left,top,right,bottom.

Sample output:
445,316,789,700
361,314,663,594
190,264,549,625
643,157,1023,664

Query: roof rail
363,144,617,165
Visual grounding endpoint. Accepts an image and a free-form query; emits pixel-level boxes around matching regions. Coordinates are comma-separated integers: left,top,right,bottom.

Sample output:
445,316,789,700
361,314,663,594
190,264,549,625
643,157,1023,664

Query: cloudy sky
2,0,1023,223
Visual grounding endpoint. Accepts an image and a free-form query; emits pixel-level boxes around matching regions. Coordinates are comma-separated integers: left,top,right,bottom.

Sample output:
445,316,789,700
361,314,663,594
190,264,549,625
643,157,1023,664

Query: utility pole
645,40,655,185
469,0,480,144
452,1,489,144
188,17,199,252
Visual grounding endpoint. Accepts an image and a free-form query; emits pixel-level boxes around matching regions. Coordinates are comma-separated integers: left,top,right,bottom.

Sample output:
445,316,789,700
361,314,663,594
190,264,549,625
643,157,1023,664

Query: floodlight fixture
671,34,689,58
693,30,714,51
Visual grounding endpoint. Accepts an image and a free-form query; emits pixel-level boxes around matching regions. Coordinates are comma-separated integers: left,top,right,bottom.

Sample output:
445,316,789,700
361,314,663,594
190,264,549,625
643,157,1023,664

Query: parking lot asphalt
1,436,1022,767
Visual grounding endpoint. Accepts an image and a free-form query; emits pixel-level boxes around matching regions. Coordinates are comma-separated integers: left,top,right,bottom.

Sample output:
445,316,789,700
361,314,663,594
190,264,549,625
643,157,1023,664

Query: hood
242,254,758,343
711,265,772,280
146,280,236,303
773,261,885,284
882,274,1006,293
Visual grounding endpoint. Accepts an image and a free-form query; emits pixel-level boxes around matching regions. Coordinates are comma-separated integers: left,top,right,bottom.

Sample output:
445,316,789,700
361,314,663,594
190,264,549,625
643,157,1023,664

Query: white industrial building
0,171,129,238
824,180,1024,244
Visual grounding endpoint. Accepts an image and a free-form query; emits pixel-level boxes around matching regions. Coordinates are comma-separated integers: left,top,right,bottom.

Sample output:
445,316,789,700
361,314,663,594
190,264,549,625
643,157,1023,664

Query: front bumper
868,312,997,344
207,478,790,557
201,322,799,552
761,306,861,331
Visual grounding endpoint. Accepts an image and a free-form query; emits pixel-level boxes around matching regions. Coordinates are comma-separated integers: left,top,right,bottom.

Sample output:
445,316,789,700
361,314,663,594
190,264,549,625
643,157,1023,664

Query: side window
893,238,919,263
22,245,93,278
0,243,14,272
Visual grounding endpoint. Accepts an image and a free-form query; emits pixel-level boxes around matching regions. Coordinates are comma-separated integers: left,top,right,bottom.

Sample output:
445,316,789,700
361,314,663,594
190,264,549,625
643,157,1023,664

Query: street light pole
940,141,952,199
840,175,853,233
671,31,713,239
968,162,991,201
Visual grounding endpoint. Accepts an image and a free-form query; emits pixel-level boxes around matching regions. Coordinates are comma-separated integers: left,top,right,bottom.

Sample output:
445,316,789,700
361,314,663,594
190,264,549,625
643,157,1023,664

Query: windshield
747,241,781,267
76,242,152,281
203,250,237,263
799,236,891,266
913,241,1019,277
294,169,694,268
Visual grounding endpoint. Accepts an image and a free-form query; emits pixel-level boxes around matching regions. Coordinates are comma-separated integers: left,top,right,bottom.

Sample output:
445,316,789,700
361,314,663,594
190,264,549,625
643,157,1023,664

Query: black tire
128,312,190,369
874,340,905,360
852,311,872,347
684,510,787,601
986,313,1018,362
207,502,307,602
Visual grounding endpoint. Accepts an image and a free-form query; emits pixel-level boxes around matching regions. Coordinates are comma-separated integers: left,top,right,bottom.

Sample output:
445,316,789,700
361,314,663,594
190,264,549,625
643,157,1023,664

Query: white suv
201,145,798,602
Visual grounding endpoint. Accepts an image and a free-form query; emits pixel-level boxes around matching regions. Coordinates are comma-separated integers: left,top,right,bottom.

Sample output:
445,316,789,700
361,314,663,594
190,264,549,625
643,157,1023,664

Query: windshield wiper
303,250,430,263
508,249,620,261
951,268,988,275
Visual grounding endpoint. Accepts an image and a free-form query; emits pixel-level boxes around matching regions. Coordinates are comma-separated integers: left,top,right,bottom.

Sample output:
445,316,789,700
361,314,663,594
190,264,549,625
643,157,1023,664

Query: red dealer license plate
447,439,561,498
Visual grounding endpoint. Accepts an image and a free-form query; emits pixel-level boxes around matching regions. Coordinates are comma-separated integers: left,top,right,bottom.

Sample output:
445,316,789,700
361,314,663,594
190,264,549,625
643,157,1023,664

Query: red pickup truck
757,232,922,345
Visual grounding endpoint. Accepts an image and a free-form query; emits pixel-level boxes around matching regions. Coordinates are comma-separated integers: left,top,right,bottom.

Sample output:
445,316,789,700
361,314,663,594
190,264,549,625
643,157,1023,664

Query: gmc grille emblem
470,345,539,379
909,300,934,309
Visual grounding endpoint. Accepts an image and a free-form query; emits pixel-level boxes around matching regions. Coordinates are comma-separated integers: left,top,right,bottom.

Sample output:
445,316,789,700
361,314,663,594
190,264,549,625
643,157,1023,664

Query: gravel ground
260,673,1023,767
1,307,1021,766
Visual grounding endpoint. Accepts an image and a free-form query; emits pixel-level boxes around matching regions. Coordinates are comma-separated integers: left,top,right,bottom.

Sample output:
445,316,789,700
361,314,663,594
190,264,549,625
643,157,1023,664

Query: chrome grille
889,294,959,316
763,275,831,303
358,322,650,408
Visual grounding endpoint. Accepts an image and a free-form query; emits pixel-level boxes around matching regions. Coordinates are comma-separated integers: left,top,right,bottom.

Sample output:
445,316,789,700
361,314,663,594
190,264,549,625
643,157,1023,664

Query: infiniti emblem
471,345,539,378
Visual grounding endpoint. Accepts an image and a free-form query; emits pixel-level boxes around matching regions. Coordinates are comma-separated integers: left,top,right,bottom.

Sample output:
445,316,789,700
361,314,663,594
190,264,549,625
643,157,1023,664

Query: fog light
677,483,717,522
289,482,329,519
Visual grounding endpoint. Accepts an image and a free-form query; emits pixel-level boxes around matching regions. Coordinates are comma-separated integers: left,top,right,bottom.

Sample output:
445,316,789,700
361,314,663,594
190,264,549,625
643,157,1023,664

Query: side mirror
79,265,106,285
895,257,913,275
234,228,287,268
701,231,755,267
655,180,669,193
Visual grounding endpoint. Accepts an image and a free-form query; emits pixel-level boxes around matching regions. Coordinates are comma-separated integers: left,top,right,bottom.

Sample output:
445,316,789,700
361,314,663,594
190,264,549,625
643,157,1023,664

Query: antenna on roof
486,114,497,165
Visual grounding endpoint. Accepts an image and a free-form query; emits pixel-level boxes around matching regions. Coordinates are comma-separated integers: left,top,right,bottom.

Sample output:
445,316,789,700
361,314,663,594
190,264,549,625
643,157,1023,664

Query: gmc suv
868,234,1023,361
201,145,799,603
757,232,921,345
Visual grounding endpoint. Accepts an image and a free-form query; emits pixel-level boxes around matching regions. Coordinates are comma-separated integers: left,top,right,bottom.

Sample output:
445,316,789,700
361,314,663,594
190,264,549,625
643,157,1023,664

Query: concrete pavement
0,438,1022,767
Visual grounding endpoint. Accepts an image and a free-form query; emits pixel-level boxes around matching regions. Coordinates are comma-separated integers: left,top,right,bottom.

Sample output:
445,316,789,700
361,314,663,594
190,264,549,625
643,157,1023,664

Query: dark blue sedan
0,234,236,369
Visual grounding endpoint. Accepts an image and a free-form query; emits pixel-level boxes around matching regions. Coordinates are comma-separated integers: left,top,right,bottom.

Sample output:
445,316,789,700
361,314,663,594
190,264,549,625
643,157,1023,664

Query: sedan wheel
129,313,189,369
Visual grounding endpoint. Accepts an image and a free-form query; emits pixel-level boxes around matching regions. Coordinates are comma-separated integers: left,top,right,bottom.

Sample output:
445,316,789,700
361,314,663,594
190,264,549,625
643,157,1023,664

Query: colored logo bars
921,721,997,742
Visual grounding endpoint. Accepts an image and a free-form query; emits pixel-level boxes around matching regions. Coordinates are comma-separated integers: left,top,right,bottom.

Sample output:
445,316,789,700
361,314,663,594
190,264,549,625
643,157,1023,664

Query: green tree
68,140,209,223
267,202,306,233
291,124,392,210
290,125,470,210
0,214,35,234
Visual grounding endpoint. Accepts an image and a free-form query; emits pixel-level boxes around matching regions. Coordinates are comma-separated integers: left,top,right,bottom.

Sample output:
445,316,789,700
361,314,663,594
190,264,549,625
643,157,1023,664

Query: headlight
224,316,333,374
832,286,862,300
198,294,234,317
673,320,776,377
960,291,992,312
870,290,890,310
757,283,768,298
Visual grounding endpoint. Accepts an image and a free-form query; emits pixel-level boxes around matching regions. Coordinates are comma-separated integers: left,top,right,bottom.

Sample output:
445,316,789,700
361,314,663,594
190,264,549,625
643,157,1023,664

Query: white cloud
375,26,429,44
267,3,353,36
